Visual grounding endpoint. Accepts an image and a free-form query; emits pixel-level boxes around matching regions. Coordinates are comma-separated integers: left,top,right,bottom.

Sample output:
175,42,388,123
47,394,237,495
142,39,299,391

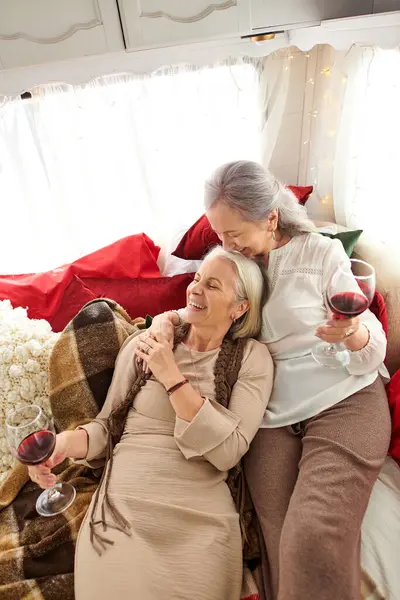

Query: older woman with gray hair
148,160,390,600
28,245,273,600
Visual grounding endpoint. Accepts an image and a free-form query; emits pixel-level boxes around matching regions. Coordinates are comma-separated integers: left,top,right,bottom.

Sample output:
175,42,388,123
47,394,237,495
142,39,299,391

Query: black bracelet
167,379,189,396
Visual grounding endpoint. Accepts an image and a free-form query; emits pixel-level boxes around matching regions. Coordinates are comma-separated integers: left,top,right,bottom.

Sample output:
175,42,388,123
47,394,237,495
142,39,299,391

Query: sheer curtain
0,60,263,274
332,46,400,244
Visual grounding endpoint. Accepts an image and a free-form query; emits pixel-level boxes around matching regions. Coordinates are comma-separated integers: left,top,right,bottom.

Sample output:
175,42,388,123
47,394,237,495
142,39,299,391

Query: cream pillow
0,300,60,484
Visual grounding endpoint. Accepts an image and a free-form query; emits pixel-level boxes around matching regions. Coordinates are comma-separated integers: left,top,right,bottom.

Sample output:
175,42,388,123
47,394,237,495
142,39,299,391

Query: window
0,60,262,274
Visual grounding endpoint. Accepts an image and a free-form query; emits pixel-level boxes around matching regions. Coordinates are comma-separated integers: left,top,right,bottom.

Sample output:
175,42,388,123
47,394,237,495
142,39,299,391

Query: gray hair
204,160,315,237
203,245,268,340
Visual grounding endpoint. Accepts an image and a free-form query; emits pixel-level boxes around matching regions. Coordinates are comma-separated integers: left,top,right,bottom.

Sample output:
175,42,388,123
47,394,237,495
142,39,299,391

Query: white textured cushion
0,300,59,484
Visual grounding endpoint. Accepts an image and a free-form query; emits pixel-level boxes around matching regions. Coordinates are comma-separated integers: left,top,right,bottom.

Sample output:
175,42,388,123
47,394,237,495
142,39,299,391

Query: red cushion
369,291,388,339
173,214,219,261
172,185,313,260
0,234,161,322
82,273,194,319
288,185,313,205
386,369,400,468
71,234,160,280
49,275,96,333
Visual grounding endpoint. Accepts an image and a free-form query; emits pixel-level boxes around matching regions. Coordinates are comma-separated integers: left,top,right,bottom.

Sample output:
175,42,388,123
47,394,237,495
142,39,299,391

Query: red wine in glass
6,405,76,517
16,430,56,466
328,291,370,319
312,258,375,368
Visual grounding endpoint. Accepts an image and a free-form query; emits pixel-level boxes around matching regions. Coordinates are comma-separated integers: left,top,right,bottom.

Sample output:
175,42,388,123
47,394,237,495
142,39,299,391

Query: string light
321,67,332,77
308,78,315,85
309,110,319,118
305,53,311,58
321,194,333,205
327,129,336,138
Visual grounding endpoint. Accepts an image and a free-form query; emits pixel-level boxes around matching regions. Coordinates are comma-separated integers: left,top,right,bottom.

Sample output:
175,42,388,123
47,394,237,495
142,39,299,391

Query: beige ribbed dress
74,333,273,600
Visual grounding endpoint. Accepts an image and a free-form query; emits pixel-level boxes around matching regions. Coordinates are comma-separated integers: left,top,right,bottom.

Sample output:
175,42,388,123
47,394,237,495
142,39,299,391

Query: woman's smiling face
185,256,245,330
206,202,272,258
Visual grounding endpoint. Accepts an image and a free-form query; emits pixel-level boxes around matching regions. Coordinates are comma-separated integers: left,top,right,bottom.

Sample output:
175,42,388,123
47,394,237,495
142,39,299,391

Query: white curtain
333,46,400,245
0,59,264,275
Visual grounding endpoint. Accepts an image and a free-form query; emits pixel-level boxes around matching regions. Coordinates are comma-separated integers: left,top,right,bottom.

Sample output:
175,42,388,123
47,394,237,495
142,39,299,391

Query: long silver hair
204,160,315,237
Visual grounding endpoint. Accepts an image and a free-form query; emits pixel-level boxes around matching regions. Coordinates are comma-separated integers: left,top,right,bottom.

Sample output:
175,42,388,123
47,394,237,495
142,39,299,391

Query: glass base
312,341,350,369
36,482,76,517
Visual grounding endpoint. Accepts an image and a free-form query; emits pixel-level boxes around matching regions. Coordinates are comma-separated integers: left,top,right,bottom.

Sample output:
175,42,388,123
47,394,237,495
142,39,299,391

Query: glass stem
47,486,60,501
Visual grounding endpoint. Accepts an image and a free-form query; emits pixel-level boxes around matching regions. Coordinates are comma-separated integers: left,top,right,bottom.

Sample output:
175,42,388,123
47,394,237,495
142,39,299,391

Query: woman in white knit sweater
146,160,390,600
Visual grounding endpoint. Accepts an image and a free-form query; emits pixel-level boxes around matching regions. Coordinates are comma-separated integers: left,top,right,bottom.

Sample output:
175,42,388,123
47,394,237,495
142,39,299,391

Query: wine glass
312,259,375,369
6,404,76,517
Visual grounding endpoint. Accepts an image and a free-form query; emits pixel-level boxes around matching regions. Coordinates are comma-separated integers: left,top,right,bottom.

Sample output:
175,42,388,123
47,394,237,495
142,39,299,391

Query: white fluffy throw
0,300,60,484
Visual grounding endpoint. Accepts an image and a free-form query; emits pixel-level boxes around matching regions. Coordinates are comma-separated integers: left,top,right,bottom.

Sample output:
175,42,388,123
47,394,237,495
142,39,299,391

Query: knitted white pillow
0,300,60,484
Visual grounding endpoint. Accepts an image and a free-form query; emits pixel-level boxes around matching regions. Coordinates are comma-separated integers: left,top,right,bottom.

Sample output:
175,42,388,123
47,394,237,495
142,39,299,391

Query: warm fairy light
308,78,315,84
309,110,319,118
305,53,311,58
328,129,336,137
303,140,309,145
321,194,332,204
321,67,332,77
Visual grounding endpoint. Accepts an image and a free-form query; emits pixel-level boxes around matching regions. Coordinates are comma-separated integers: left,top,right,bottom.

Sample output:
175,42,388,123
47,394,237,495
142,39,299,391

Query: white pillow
0,300,60,484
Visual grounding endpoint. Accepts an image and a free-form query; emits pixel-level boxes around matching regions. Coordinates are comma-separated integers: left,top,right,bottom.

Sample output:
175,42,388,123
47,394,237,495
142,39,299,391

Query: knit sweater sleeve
322,239,387,375
74,331,142,468
174,340,273,471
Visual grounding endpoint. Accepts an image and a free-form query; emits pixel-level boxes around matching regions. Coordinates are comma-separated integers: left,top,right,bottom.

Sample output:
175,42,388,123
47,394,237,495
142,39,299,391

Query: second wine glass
312,259,375,369
6,404,76,517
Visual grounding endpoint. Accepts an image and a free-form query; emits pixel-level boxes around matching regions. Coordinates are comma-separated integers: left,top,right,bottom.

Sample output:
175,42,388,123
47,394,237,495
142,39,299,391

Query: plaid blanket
0,299,143,600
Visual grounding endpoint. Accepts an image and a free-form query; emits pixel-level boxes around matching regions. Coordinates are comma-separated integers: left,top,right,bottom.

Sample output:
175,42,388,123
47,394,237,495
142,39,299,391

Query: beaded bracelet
166,379,189,396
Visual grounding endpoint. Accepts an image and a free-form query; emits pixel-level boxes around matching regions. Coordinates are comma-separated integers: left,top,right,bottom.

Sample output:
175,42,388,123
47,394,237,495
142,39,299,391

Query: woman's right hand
144,312,180,347
28,432,69,489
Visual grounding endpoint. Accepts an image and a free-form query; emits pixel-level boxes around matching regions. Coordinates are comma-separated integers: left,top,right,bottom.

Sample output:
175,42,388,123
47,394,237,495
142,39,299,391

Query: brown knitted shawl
88,323,260,567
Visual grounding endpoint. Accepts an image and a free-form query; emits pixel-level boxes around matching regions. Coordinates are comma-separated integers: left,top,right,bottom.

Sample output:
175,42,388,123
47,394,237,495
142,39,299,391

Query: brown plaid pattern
0,299,143,600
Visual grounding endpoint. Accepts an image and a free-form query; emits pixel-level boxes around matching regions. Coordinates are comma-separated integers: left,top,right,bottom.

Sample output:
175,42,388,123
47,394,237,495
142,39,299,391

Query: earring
272,230,277,241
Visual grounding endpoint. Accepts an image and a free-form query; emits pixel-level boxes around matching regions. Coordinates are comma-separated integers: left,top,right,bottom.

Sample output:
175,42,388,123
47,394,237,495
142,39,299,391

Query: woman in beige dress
28,246,273,600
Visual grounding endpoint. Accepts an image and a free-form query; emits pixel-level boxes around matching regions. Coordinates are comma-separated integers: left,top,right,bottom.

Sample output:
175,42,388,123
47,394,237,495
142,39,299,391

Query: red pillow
82,273,194,319
369,291,388,339
386,369,400,468
289,185,313,205
70,234,161,280
49,275,96,332
172,185,313,260
173,214,218,261
0,234,161,322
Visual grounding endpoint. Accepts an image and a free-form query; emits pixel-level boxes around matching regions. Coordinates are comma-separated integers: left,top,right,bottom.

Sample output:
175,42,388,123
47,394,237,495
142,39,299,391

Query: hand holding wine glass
6,405,76,517
27,433,69,489
312,259,375,369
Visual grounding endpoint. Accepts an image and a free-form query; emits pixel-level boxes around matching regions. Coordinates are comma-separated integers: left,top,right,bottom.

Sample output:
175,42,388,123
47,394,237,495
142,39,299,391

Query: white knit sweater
258,233,388,427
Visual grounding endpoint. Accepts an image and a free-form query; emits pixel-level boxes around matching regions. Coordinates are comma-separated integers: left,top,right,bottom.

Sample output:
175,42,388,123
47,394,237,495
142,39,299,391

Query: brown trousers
244,376,391,600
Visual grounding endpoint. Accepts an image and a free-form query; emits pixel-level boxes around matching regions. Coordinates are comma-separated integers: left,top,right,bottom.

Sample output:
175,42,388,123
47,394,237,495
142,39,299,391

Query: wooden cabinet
251,0,372,31
0,0,124,70
118,0,250,50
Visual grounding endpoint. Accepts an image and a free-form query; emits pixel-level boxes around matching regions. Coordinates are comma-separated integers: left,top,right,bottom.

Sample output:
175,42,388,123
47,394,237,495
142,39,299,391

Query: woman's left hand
316,315,361,344
134,333,182,389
